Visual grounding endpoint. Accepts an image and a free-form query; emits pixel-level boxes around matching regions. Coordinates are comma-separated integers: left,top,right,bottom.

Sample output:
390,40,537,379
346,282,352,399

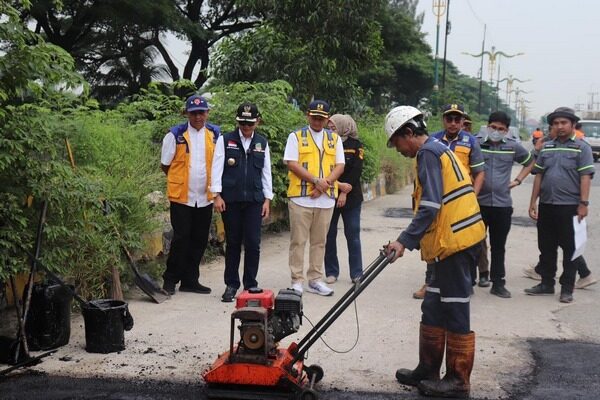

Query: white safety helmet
384,106,426,147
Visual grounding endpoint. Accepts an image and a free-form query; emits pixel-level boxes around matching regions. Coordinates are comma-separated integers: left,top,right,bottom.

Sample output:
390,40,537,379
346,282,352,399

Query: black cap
547,107,579,124
236,102,260,122
307,100,330,118
442,103,465,116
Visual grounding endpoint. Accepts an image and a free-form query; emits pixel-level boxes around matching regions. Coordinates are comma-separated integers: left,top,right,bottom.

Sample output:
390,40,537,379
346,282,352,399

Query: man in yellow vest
385,106,485,398
284,100,345,296
160,95,219,295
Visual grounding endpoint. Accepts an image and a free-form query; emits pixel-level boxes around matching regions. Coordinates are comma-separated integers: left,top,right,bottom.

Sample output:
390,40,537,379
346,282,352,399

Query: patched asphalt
1,338,599,399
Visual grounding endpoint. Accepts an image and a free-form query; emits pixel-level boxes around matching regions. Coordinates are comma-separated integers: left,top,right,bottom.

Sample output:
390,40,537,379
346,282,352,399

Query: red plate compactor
203,251,392,400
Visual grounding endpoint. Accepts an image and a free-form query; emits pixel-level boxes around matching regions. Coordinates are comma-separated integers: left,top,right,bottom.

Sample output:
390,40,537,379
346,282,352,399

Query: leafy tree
0,2,84,280
20,0,262,92
358,1,432,112
211,0,384,111
91,47,171,105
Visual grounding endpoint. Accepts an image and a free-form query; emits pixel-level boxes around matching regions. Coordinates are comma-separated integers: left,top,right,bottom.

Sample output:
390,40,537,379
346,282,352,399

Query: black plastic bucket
25,283,73,351
81,299,134,354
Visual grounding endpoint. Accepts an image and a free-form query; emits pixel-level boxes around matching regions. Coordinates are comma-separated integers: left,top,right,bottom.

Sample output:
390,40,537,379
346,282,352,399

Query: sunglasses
444,115,463,123
239,121,256,127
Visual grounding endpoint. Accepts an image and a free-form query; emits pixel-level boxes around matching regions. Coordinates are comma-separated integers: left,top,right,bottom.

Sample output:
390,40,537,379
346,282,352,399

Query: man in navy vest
211,103,273,302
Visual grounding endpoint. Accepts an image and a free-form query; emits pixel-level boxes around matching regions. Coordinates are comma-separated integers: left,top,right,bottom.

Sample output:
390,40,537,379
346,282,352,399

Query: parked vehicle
578,119,600,162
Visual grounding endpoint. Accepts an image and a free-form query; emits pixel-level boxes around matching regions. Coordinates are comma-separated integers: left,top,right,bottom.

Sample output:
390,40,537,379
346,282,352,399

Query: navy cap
185,95,210,112
236,103,260,122
307,100,330,118
442,103,465,116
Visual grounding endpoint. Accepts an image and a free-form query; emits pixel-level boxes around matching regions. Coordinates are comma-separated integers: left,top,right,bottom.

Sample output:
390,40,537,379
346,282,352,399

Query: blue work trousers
422,245,478,334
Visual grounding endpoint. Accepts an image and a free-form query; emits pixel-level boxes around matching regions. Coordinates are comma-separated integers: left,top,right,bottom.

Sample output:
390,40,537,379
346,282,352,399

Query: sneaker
559,288,574,303
179,282,211,294
306,281,334,296
490,284,512,298
575,274,598,289
413,284,427,299
221,286,237,303
524,283,554,296
351,275,362,284
523,266,542,281
478,275,491,288
325,275,338,284
291,282,303,294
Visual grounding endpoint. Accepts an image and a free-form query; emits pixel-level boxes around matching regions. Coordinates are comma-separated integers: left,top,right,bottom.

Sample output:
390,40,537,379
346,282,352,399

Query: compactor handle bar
292,249,394,364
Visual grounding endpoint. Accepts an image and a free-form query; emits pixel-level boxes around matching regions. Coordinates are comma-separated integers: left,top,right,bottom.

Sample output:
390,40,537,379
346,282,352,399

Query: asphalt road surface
2,338,600,399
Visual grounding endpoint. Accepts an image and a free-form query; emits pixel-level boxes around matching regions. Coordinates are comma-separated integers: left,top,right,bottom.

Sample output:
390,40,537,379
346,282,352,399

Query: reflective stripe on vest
414,149,485,263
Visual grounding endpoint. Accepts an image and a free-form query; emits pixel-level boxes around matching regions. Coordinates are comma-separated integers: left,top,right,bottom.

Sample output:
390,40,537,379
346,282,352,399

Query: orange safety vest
166,123,218,204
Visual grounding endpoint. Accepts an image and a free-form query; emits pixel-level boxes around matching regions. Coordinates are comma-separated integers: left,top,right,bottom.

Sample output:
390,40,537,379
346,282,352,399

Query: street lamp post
432,0,447,93
498,75,530,106
463,46,524,113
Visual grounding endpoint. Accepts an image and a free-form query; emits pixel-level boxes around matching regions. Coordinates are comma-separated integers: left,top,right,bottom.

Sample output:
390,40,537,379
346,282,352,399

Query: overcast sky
415,0,600,120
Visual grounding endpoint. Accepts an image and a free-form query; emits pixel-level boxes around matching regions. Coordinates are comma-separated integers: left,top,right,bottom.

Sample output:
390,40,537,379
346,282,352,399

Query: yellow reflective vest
413,146,485,263
166,124,217,204
287,127,339,198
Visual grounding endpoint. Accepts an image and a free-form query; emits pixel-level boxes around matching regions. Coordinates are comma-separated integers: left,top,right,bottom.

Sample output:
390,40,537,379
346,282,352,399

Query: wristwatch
580,200,590,206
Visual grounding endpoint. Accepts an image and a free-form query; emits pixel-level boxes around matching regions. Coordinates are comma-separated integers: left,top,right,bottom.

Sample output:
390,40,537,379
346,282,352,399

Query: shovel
119,239,170,304
102,200,170,304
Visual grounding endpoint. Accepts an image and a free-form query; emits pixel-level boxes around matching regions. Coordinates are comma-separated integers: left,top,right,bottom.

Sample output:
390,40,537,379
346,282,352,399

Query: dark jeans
324,203,363,280
422,245,478,334
537,204,579,291
164,202,213,286
480,206,513,285
221,201,263,290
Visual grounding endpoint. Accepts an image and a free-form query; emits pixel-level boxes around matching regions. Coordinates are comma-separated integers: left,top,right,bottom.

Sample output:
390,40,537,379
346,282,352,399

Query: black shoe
162,281,176,295
221,286,237,302
490,284,511,298
478,275,491,288
524,283,554,296
179,282,211,294
559,288,574,303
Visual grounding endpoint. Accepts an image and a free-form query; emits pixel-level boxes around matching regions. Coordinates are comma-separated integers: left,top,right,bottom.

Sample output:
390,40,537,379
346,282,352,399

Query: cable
302,294,361,355
465,0,485,26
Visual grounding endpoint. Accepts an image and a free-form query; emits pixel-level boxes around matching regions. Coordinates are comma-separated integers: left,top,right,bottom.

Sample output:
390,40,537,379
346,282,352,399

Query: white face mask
487,127,505,142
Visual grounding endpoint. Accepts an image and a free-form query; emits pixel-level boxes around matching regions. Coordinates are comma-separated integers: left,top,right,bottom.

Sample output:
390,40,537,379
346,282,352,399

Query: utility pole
441,0,451,92
477,24,486,114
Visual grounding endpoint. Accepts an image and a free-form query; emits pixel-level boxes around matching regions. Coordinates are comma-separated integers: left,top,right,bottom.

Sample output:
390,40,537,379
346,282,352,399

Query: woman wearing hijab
324,114,364,283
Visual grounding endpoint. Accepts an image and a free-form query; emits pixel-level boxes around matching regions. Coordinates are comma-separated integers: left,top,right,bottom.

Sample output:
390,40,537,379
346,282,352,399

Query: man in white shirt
211,103,273,302
160,95,219,295
284,100,345,296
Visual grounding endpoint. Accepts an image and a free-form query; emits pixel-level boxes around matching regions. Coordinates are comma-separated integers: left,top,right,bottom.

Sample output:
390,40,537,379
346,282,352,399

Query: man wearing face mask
476,111,533,298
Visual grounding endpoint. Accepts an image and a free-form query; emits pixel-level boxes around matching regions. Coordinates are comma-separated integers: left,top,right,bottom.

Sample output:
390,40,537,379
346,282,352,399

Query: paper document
571,216,587,261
